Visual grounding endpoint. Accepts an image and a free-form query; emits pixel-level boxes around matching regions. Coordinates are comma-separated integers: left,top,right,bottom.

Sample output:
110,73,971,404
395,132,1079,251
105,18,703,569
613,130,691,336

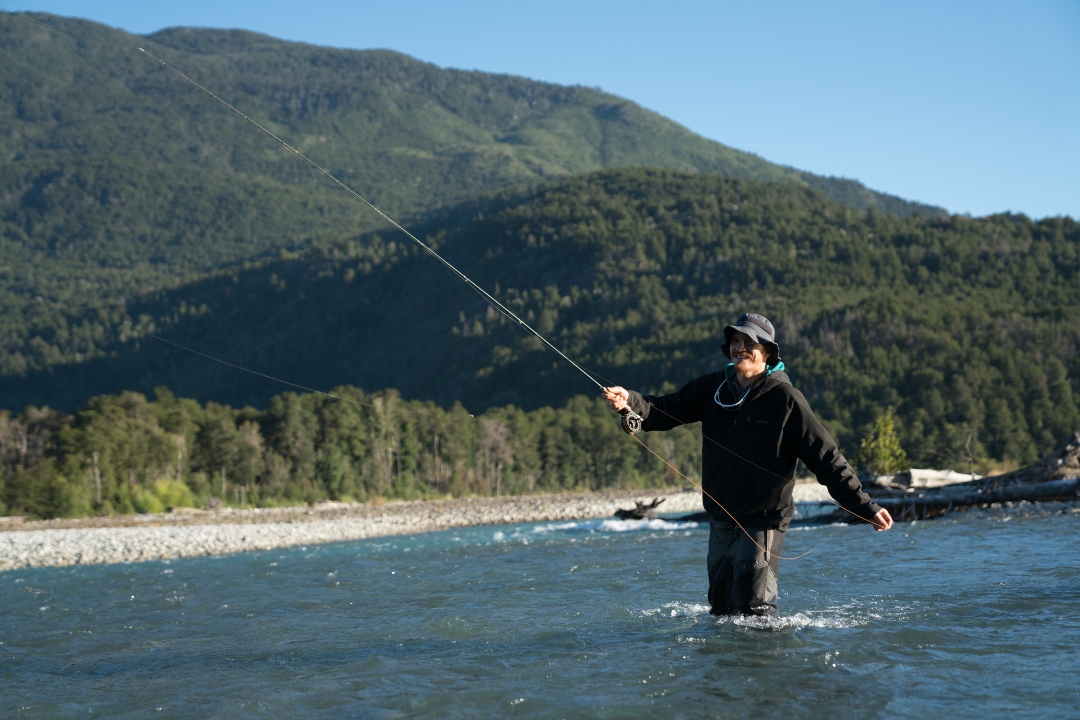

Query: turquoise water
3,507,1079,718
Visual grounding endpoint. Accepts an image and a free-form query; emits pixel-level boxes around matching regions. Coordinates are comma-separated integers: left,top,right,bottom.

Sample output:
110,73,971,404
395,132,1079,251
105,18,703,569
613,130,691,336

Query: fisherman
602,313,892,616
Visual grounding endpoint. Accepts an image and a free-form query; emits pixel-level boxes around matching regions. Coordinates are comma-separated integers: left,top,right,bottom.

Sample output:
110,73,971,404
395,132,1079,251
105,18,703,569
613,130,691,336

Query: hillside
0,12,943,383
1,13,939,217
6,170,1078,470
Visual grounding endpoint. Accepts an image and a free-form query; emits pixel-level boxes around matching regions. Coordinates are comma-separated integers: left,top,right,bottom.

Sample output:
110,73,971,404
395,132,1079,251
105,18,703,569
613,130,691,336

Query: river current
3,505,1078,718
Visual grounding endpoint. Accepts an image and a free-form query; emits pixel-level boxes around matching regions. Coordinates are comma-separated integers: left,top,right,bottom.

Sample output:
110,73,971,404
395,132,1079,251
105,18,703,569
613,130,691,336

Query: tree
857,408,909,477
479,418,512,497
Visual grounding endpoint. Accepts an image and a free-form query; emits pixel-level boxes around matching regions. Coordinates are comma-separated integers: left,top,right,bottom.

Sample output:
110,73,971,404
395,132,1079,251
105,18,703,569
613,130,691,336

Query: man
602,313,892,616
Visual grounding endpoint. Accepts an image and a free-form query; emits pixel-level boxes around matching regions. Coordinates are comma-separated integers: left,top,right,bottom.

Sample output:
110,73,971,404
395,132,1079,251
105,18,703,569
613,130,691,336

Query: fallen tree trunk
865,431,1080,521
614,497,665,520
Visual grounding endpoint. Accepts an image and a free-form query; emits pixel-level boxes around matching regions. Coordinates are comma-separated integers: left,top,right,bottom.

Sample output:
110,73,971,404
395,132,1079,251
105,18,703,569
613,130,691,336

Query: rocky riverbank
0,484,835,572
0,489,698,571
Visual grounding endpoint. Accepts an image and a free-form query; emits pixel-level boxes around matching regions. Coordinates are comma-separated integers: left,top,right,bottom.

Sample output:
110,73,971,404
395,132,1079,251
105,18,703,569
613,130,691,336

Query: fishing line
131,46,609,395
3,10,883,550
0,9,602,388
10,107,378,413
584,363,886,532
0,8,133,48
136,331,380,409
630,434,813,560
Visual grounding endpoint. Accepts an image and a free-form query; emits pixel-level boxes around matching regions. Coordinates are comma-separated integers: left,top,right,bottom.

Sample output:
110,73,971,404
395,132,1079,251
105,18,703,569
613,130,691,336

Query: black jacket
627,365,881,531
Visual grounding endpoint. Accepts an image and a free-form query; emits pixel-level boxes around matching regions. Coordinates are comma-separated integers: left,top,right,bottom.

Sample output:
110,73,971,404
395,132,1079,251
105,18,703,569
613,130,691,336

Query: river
3,505,1078,718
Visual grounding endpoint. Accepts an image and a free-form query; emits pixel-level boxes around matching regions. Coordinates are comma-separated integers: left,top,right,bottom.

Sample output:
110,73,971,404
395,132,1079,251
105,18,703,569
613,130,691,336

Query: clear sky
9,1,1079,218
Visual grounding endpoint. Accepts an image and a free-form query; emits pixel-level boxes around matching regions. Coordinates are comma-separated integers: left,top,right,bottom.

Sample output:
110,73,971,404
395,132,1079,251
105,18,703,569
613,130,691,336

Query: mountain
6,169,1077,469
0,12,944,384
2,13,941,218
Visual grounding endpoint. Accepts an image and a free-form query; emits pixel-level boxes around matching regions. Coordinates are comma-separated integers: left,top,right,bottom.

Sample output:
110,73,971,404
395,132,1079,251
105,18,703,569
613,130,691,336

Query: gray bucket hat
721,313,781,365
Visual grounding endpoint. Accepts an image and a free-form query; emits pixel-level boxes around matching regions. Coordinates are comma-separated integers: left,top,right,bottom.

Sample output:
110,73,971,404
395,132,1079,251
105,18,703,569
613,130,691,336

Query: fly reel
620,408,643,435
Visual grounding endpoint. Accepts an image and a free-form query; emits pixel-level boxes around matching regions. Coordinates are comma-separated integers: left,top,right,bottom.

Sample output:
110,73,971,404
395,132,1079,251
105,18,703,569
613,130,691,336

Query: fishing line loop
642,402,886,530
3,8,884,545
593,366,886,531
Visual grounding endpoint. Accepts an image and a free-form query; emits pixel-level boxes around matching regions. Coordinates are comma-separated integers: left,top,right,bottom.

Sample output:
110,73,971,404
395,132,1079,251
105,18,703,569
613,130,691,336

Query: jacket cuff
625,390,650,420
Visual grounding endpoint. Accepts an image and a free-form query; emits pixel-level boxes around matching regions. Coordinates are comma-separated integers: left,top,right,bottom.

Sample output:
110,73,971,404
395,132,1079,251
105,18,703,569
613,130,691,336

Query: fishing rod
1,10,601,388
2,11,883,553
133,52,606,395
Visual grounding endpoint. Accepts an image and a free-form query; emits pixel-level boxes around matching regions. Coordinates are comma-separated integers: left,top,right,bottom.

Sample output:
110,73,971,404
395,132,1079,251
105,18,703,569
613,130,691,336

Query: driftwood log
665,432,1080,526
615,498,665,520
865,431,1080,521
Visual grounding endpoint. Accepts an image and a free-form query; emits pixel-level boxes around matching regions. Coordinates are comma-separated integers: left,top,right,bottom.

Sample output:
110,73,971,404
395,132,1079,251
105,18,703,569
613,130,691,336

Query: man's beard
734,357,755,372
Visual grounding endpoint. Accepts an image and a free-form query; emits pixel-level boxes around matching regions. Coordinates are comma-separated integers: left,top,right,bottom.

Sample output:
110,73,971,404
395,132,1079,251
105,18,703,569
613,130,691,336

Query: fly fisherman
602,313,892,616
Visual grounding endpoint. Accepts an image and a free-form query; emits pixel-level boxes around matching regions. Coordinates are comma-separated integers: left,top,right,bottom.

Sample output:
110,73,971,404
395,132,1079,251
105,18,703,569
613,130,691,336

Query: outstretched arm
602,379,704,432
786,390,891,531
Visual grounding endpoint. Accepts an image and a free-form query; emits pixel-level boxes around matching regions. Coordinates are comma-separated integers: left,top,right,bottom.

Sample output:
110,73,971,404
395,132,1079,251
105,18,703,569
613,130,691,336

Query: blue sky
10,1,1079,218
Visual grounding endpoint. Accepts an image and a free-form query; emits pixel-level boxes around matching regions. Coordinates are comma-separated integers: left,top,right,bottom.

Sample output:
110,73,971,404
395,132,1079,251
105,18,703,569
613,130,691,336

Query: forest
0,387,702,519
5,170,1077,480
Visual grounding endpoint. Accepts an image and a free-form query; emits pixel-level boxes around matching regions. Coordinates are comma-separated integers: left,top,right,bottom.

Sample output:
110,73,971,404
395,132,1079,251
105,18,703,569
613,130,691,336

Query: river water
3,505,1078,718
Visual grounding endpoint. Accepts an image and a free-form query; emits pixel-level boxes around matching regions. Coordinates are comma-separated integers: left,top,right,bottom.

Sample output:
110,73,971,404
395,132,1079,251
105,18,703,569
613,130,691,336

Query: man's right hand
873,508,893,532
602,386,629,412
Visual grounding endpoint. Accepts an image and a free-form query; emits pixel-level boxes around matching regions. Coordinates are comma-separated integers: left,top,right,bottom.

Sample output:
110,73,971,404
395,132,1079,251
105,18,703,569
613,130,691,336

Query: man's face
729,331,768,374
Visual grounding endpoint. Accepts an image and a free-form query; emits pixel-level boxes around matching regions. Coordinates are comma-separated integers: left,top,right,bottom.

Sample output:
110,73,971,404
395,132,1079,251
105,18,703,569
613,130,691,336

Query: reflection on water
2,505,1078,718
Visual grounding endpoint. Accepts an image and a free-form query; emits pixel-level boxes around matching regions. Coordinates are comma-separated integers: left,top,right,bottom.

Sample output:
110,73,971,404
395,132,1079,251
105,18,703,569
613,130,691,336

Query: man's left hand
873,508,893,531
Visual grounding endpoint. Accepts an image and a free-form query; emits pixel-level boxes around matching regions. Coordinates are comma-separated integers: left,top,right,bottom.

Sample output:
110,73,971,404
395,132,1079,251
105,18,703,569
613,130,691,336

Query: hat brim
721,324,781,363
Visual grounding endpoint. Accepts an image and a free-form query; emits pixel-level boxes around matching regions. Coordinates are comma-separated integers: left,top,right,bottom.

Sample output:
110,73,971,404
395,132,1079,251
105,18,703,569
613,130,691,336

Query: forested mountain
0,12,943,387
2,12,1077,518
1,13,938,217
6,170,1078,473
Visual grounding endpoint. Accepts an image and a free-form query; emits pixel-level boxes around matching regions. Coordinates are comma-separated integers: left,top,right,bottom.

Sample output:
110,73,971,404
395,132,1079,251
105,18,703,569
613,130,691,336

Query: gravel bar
0,484,834,571
0,489,698,571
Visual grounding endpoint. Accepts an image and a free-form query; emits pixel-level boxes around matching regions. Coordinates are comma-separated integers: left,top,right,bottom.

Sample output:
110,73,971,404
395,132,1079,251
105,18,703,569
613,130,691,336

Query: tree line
0,387,702,519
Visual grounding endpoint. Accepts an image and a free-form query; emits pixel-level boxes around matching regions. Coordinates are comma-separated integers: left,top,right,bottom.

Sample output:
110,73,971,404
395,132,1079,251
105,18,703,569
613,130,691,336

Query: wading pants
706,519,784,616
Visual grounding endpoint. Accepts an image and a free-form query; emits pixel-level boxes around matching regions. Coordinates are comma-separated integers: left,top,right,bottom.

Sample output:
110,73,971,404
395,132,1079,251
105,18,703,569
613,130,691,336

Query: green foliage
1,13,931,215
0,387,699,518
0,12,940,387
3,459,87,519
0,157,376,378
131,479,198,514
5,169,1074,472
856,409,909,476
